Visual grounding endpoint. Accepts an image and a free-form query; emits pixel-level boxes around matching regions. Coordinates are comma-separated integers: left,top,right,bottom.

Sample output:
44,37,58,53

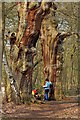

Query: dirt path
2,97,79,119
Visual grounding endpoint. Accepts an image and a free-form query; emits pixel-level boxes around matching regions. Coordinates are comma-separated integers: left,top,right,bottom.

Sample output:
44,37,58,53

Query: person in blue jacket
43,78,51,100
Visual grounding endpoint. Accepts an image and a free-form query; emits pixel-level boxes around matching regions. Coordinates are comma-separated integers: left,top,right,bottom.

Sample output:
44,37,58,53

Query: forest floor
2,96,79,120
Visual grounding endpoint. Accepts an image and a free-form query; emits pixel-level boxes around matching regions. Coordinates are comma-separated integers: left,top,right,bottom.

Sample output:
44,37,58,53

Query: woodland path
2,96,79,120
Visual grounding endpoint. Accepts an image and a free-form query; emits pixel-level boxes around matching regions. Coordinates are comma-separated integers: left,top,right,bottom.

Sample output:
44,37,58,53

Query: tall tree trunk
0,3,3,114
41,3,59,100
2,3,21,103
41,3,75,100
0,2,3,90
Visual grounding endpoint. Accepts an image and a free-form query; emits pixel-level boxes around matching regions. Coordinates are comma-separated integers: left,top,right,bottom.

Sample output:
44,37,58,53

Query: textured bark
3,52,20,98
0,3,2,90
1,3,21,103
16,3,42,100
41,3,76,100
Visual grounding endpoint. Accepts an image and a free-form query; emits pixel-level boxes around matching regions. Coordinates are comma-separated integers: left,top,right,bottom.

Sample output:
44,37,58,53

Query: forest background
0,1,80,105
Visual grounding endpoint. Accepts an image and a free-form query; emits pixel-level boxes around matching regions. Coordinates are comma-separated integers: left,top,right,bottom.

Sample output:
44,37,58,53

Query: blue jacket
43,81,51,90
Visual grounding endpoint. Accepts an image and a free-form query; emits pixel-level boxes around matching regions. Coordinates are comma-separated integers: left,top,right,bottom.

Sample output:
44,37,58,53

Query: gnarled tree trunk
41,3,75,100
41,4,58,99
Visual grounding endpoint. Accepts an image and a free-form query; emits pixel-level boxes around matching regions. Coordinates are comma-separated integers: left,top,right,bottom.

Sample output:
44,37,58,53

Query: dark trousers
44,89,49,100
